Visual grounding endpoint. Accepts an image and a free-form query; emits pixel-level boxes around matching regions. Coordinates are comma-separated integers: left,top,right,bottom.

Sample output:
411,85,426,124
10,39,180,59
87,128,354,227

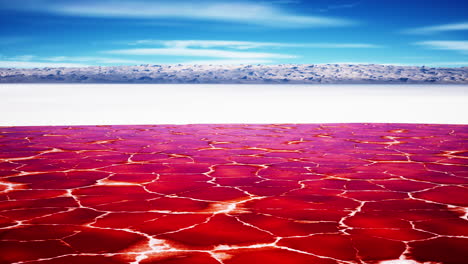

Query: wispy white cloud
129,40,382,49
0,0,356,28
0,55,149,68
9,55,37,61
129,40,295,50
305,43,381,48
43,56,146,64
415,41,468,54
403,22,468,34
0,61,88,68
105,48,297,59
110,39,382,62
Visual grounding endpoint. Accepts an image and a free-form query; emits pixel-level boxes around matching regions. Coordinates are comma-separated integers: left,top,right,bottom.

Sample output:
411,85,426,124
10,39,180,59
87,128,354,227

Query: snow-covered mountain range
1,64,467,84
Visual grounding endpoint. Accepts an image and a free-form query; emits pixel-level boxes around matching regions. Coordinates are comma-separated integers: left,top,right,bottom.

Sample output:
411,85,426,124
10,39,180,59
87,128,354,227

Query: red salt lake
0,123,467,264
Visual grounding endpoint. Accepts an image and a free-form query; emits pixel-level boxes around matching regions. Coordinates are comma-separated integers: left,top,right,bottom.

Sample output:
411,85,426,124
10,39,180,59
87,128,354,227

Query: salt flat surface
0,84,467,125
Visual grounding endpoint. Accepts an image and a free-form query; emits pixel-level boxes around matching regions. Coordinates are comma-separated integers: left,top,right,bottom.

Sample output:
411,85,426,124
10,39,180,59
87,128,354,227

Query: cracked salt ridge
0,124,466,264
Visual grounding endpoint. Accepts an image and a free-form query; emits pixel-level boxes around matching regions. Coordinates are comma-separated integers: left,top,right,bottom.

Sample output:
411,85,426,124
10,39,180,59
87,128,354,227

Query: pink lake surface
0,123,467,264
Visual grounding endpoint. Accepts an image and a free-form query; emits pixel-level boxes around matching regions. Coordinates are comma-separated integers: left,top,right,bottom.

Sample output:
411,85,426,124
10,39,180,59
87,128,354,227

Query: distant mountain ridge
1,64,467,84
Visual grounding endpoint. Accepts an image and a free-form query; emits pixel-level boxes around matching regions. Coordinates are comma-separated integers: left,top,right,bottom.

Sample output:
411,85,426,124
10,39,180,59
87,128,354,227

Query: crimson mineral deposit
0,124,467,264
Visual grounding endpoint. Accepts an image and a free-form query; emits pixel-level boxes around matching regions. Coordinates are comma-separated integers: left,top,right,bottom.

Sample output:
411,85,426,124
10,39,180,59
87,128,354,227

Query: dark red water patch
351,234,406,261
413,186,468,206
133,214,210,236
158,214,275,249
235,213,339,237
0,225,79,240
222,248,337,264
343,212,412,228
0,123,467,264
414,218,468,236
142,252,219,264
29,208,103,225
0,240,74,263
342,190,408,201
348,227,434,241
409,237,468,264
62,227,149,253
23,255,132,264
278,234,358,261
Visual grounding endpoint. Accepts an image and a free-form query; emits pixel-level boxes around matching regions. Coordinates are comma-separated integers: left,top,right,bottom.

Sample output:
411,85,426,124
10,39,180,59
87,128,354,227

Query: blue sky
0,0,467,67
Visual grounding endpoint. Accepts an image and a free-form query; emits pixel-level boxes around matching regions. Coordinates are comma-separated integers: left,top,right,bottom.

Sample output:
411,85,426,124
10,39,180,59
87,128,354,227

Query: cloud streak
404,22,468,34
0,0,356,28
129,40,382,49
0,38,382,68
0,55,149,68
415,41,468,54
43,56,146,64
105,48,297,59
129,40,295,50
305,43,381,48
8,55,37,61
108,40,381,62
0,61,88,68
